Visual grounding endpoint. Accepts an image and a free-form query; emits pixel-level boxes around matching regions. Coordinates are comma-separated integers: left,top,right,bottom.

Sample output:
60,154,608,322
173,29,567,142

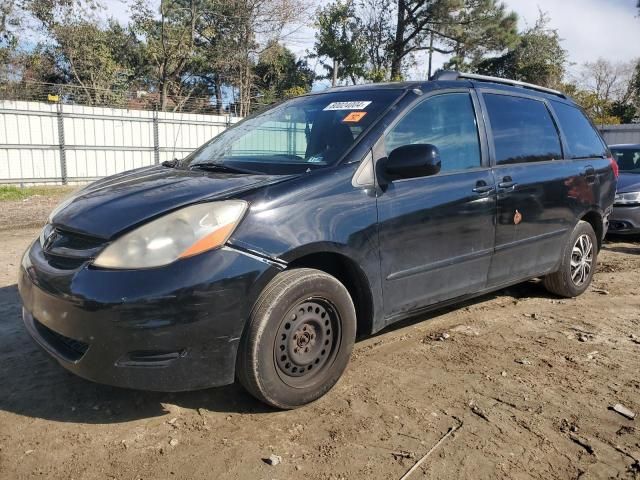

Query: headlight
614,192,640,205
93,201,247,269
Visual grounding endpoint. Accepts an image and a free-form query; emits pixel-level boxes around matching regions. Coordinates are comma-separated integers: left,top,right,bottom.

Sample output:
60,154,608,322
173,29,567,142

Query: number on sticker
323,101,372,111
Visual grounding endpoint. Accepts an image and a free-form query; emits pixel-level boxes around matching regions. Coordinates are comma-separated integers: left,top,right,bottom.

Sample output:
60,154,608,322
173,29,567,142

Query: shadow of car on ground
0,278,558,425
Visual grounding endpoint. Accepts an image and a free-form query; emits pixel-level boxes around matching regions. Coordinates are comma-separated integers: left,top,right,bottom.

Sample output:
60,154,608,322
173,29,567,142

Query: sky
107,0,640,82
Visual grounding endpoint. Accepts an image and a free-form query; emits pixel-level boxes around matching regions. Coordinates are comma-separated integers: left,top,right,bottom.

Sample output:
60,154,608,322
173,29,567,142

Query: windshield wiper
271,153,304,161
189,162,255,174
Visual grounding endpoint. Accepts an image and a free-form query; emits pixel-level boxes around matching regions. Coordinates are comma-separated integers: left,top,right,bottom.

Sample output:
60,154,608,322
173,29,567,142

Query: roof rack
431,70,565,98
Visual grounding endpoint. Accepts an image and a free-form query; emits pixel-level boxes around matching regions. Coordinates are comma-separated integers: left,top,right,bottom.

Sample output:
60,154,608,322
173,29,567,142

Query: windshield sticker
323,101,371,111
342,111,367,123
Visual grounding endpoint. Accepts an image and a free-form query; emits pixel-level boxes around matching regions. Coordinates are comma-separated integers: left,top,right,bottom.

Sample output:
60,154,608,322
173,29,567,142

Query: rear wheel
236,268,356,409
544,220,598,297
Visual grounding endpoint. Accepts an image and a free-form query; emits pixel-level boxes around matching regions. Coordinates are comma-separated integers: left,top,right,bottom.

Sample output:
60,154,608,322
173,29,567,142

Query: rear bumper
608,205,640,235
18,240,280,391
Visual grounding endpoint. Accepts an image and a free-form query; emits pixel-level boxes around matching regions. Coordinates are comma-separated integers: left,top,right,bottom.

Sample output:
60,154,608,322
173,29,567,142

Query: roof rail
431,70,565,98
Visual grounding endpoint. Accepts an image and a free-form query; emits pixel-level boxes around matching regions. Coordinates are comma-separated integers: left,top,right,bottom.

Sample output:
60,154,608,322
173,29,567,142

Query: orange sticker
342,111,367,122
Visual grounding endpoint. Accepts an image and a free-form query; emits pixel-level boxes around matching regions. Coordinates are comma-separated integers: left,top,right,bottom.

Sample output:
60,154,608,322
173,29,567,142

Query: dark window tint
484,94,562,165
386,93,481,172
611,148,640,173
552,101,606,159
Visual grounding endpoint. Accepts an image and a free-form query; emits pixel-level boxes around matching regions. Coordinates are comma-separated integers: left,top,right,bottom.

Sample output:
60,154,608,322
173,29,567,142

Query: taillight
609,157,619,178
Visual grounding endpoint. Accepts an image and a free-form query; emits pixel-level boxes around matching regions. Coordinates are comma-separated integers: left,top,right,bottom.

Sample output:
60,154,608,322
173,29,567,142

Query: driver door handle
472,180,494,195
472,185,494,194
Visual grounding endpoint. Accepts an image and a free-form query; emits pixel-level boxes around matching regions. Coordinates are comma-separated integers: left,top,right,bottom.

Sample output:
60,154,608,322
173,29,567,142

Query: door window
551,101,607,159
385,93,482,172
484,94,562,165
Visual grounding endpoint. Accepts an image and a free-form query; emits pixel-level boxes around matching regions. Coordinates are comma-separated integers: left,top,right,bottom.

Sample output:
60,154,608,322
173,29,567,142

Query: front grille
33,317,89,362
41,224,106,270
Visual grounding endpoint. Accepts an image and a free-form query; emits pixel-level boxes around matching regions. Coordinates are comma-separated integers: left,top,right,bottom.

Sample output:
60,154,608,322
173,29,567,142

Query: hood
51,165,291,239
616,172,640,193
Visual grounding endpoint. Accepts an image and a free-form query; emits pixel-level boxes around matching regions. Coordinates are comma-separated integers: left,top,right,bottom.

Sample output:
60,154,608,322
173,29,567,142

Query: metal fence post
153,107,160,164
56,101,68,184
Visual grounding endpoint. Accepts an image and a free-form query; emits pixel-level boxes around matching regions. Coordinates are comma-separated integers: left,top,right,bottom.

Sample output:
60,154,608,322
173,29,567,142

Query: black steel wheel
236,268,356,409
274,299,341,385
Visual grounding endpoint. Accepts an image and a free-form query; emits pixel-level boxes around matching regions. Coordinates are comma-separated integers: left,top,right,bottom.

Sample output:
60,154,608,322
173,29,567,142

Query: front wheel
544,220,598,297
236,268,356,409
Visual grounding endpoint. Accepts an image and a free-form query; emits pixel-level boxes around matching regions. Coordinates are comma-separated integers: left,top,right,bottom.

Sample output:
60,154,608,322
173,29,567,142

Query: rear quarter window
551,101,607,159
483,93,562,165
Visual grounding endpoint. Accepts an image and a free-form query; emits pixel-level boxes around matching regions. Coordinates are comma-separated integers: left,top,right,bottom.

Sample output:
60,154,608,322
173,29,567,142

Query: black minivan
19,72,617,409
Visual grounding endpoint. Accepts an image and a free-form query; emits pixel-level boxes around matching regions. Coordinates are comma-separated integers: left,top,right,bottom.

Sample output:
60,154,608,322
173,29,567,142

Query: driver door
376,90,496,318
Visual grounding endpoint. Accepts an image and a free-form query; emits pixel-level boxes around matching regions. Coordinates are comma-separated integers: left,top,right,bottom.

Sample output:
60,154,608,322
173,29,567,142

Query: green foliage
282,86,308,99
568,59,640,125
443,0,519,72
130,0,200,110
0,185,74,201
254,41,314,103
311,1,366,86
357,0,393,81
0,0,20,50
2,0,636,122
475,12,567,88
609,101,636,124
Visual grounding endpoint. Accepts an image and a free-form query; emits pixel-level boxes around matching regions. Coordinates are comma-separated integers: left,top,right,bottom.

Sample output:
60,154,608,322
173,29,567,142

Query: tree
358,0,394,81
442,0,519,73
254,41,314,102
579,59,636,109
475,12,567,88
130,0,201,111
0,0,21,81
383,0,519,80
571,59,639,124
388,0,445,79
14,0,143,104
562,84,620,125
189,0,242,112
210,0,306,115
0,1,19,54
311,1,366,86
106,20,152,90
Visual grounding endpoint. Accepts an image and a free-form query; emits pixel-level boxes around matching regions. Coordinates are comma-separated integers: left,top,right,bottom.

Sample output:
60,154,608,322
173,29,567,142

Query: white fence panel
0,100,240,185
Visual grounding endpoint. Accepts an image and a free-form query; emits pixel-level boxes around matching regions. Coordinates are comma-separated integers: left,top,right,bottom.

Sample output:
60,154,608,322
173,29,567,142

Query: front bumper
18,239,280,391
608,204,640,235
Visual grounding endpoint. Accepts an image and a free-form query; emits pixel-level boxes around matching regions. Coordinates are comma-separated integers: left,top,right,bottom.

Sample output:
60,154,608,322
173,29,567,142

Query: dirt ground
0,202,639,479
0,189,75,232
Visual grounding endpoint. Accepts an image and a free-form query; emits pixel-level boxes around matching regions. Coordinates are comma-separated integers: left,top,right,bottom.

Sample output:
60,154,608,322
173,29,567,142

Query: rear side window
484,94,562,165
551,101,607,159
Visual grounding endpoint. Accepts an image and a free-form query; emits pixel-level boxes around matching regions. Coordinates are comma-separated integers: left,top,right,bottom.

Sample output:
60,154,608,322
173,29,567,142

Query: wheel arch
579,210,603,249
286,249,375,338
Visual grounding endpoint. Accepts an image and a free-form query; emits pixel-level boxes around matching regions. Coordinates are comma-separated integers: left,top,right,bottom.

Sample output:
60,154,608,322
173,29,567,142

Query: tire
544,220,598,298
236,268,356,409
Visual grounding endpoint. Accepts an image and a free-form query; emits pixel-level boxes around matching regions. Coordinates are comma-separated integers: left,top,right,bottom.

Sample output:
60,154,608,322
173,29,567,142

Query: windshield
186,89,402,174
611,147,640,173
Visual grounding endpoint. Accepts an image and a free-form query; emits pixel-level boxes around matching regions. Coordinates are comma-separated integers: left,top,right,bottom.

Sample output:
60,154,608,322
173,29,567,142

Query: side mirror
384,144,441,180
